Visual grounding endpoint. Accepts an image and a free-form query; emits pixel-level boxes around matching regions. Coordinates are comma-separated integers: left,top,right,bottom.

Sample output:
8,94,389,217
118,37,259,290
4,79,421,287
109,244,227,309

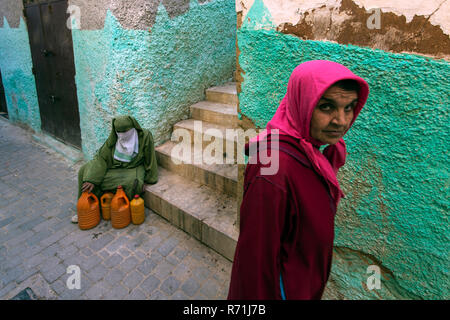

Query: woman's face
310,85,358,145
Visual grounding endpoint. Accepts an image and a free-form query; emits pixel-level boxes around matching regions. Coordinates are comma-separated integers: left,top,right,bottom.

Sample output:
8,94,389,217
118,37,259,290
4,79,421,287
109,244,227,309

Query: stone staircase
143,83,239,261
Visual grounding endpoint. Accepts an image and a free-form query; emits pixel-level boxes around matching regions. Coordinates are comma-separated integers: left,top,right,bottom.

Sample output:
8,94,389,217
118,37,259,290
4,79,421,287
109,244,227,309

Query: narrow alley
0,117,232,300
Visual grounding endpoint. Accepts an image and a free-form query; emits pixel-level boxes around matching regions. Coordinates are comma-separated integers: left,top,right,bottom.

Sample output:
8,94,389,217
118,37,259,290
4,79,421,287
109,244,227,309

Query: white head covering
114,128,139,162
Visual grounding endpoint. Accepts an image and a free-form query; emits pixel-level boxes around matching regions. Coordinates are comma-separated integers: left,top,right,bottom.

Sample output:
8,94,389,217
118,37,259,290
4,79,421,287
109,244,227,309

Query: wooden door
24,0,81,148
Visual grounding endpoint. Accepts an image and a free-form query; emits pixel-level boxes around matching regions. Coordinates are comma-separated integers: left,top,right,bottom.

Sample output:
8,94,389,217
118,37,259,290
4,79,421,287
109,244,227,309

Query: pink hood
251,60,369,206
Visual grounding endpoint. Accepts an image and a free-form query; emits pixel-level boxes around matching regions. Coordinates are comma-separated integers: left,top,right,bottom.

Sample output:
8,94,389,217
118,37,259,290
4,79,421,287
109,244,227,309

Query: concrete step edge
173,119,237,142
190,101,237,116
155,141,238,181
155,141,237,196
205,82,238,105
206,82,237,95
190,101,238,128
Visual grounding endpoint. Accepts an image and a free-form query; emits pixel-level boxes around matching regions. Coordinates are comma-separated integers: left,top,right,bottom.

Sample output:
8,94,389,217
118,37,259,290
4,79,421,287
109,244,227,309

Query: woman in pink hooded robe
228,60,370,300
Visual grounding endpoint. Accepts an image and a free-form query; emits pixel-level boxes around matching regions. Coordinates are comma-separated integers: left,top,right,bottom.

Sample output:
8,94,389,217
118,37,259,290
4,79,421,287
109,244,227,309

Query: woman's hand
81,182,95,193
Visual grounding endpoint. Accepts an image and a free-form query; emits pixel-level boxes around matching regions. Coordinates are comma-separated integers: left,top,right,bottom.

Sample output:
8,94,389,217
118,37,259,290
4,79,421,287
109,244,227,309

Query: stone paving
0,118,232,300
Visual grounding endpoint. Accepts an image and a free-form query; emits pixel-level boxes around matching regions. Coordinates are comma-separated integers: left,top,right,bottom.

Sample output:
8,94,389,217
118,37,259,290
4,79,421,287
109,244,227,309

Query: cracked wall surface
236,0,449,299
237,0,450,59
238,0,450,34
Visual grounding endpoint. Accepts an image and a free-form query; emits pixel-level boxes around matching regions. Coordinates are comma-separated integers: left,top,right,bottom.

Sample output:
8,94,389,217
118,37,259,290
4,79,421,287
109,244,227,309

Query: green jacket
83,116,158,187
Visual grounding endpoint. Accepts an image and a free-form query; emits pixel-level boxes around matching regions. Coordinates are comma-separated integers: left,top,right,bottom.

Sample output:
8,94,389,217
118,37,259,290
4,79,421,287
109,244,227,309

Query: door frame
23,0,82,148
0,68,8,119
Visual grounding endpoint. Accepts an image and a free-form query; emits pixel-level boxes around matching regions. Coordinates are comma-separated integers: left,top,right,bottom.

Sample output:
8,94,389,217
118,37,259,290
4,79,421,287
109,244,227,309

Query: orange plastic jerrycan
110,186,131,229
100,192,114,220
131,194,145,225
77,192,100,230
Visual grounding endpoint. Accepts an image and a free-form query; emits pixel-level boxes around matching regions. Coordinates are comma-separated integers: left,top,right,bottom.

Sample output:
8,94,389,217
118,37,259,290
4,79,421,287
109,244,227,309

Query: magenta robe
228,134,337,300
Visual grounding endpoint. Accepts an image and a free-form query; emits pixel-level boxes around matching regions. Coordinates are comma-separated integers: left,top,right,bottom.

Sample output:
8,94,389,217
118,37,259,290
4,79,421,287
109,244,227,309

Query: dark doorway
24,0,81,148
0,69,7,119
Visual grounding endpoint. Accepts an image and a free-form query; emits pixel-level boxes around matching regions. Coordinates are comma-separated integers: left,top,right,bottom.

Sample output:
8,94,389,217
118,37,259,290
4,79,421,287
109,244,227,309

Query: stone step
173,119,240,162
205,82,237,106
190,101,237,128
144,167,238,261
155,140,237,197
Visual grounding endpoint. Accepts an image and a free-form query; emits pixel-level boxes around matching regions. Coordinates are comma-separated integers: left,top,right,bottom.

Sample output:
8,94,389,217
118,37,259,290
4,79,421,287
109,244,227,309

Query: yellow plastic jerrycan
100,192,114,220
110,186,131,229
131,194,145,225
77,192,100,230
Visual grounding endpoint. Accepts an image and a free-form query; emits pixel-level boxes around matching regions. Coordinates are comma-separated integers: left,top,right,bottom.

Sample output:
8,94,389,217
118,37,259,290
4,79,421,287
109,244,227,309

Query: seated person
73,115,158,222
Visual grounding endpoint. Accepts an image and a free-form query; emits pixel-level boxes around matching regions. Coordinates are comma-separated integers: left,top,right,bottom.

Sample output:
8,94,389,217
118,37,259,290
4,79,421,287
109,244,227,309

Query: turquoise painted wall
0,17,41,132
238,0,449,300
72,0,236,159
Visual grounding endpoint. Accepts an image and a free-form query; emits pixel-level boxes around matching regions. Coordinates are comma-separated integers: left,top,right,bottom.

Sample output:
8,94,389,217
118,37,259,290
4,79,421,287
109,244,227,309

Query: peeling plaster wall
0,0,23,28
0,4,41,133
71,0,236,158
236,0,449,299
238,0,450,59
239,0,450,35
68,0,213,30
